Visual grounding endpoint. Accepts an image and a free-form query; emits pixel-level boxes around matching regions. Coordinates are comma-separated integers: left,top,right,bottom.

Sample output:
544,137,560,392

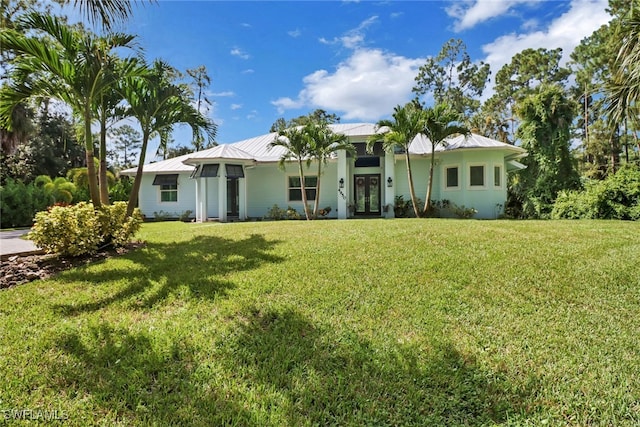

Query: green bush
29,202,142,256
0,178,50,228
109,178,133,202
264,204,300,220
552,165,640,220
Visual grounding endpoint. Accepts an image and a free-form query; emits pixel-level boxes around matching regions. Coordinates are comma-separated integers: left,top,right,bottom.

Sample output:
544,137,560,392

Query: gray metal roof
120,153,194,175
122,123,525,175
408,133,527,155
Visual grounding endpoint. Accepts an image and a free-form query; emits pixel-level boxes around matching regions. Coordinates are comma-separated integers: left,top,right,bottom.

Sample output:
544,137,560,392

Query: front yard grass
0,219,639,425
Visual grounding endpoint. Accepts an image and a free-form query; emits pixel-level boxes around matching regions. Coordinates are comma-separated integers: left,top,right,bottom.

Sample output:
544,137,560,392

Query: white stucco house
121,123,527,221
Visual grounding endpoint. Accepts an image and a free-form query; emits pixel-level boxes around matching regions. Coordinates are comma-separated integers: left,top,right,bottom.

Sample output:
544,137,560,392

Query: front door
354,174,381,216
227,178,239,217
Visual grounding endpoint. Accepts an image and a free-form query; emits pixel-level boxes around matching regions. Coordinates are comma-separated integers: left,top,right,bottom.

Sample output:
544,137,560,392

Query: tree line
1,0,639,229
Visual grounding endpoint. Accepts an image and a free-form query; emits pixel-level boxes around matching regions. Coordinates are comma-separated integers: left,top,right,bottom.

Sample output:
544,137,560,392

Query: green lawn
1,219,639,425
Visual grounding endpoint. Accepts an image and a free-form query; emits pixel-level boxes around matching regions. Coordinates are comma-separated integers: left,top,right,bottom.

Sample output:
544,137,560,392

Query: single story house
121,123,527,221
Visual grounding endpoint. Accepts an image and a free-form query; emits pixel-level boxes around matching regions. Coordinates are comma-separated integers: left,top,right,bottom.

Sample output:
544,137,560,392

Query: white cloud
242,69,255,74
288,28,302,38
319,15,378,49
230,104,243,110
230,48,250,60
447,0,534,32
482,0,611,77
272,48,423,121
390,12,404,19
213,91,235,97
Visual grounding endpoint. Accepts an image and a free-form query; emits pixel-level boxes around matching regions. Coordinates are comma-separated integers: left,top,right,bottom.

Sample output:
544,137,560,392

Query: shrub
451,204,477,219
29,202,142,256
0,178,50,228
264,204,300,220
153,210,172,221
551,165,640,220
179,210,193,222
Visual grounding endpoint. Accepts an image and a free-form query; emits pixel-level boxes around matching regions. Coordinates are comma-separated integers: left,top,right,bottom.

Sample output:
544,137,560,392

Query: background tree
269,109,340,132
108,124,142,169
514,84,581,218
484,48,571,144
368,101,425,218
186,65,213,151
413,39,491,120
420,103,470,215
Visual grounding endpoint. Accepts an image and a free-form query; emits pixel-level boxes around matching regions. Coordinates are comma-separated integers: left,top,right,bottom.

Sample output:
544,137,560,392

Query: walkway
0,229,42,259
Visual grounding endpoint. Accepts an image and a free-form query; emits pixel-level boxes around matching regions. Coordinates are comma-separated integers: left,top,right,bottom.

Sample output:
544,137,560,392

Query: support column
337,150,348,219
218,162,227,222
384,152,395,218
239,173,246,220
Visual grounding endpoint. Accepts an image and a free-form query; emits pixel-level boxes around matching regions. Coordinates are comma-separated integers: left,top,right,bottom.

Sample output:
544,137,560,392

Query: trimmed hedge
28,202,143,256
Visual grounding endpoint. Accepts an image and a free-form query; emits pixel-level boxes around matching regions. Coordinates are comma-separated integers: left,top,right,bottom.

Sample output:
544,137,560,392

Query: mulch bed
0,242,146,290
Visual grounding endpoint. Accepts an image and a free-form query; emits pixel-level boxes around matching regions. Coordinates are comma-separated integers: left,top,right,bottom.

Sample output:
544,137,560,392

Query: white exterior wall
394,150,509,219
137,173,196,220
245,161,339,219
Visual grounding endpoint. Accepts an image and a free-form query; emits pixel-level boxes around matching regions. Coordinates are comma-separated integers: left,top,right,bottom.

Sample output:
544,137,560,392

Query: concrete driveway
0,229,41,258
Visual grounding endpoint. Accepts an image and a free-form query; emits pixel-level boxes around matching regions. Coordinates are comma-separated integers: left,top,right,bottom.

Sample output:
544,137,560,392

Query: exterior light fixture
339,178,344,189
387,177,393,187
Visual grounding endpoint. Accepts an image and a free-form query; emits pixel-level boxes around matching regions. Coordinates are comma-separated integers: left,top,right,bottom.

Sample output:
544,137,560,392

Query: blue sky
59,0,612,156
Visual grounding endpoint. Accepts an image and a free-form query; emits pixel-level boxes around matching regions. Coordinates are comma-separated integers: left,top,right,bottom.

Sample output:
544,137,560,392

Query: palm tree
307,121,355,219
420,103,470,215
367,100,426,218
0,12,139,207
123,60,217,216
70,0,146,31
606,8,640,134
269,124,315,220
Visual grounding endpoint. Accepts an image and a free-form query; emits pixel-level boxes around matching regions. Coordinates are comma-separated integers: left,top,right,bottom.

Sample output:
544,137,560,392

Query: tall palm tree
307,121,355,219
70,0,148,31
367,100,426,218
269,124,315,220
420,103,469,215
606,7,640,133
0,12,138,206
123,60,216,216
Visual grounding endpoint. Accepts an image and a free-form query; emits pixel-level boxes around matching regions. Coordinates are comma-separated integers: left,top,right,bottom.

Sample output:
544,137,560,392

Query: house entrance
227,178,239,217
354,174,381,216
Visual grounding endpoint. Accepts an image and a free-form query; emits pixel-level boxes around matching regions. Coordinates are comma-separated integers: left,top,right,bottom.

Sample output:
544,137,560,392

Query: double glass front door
354,174,380,216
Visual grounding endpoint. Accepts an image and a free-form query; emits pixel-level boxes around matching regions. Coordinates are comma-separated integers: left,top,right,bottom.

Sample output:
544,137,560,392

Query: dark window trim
152,174,178,186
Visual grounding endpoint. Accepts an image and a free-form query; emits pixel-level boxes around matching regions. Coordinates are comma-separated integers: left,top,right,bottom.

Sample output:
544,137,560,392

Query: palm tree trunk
405,152,420,218
423,148,436,215
84,107,101,207
99,114,110,205
313,161,322,219
127,130,149,217
298,159,311,220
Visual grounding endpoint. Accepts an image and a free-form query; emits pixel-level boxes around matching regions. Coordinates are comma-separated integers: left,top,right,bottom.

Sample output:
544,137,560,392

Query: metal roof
120,153,195,175
122,123,526,175
183,144,255,164
408,133,527,155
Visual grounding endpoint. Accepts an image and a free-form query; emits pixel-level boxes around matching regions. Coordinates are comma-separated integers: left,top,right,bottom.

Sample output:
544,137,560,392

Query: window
445,166,459,189
225,164,244,178
201,164,219,177
152,174,178,202
469,165,485,187
160,184,178,202
288,176,317,201
354,156,380,168
494,165,502,187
